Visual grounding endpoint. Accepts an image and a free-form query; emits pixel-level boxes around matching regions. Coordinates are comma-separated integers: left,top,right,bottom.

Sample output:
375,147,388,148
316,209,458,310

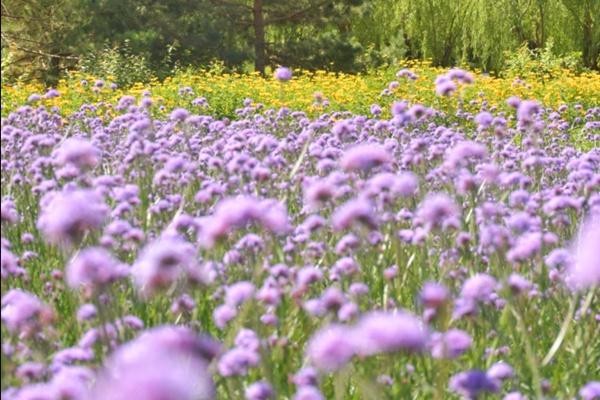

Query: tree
1,0,85,83
561,0,600,69
212,0,362,75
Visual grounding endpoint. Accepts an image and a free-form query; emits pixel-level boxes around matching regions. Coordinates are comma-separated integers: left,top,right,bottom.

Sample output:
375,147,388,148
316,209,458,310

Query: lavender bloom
1,289,52,336
449,370,500,399
507,232,542,263
447,68,474,83
218,347,260,376
304,180,335,209
225,281,256,307
27,93,42,103
213,304,237,329
44,88,60,98
445,141,488,170
245,381,274,400
420,282,449,309
460,274,497,302
54,138,100,170
475,112,493,129
170,107,190,121
37,189,108,246
503,392,527,400
487,361,514,381
292,367,319,387
506,96,521,108
517,100,541,126
340,144,391,171
274,67,292,81
506,273,532,295
436,79,457,96
430,329,472,359
76,304,97,321
579,381,600,400
93,326,218,400
568,216,600,290
306,325,355,371
293,386,325,400
332,198,377,231
66,247,127,290
201,196,290,247
352,311,427,356
1,198,19,224
415,193,460,232
131,238,195,296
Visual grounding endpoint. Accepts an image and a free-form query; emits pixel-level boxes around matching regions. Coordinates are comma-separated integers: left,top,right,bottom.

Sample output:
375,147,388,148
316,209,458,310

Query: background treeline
1,0,599,85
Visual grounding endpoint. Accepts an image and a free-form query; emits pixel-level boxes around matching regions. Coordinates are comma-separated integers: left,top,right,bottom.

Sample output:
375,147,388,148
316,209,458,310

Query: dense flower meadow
1,67,599,399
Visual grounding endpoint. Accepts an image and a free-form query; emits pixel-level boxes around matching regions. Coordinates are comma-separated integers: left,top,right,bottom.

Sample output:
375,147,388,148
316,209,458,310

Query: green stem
509,303,543,399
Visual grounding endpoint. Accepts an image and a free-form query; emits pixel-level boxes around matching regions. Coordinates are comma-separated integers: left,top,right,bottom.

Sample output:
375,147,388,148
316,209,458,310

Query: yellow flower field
2,61,599,119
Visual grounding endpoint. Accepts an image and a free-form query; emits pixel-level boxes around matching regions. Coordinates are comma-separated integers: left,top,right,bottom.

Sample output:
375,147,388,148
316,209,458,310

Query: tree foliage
1,0,598,84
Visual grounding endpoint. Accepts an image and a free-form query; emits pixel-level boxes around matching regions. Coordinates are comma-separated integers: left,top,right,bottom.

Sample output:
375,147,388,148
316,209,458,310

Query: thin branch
5,42,79,60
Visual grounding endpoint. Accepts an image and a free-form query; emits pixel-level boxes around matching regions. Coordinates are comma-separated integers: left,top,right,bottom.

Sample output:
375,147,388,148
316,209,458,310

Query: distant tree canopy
2,0,599,84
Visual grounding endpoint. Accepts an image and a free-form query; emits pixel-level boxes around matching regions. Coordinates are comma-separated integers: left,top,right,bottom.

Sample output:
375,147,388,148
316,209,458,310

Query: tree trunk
582,2,597,69
253,0,266,75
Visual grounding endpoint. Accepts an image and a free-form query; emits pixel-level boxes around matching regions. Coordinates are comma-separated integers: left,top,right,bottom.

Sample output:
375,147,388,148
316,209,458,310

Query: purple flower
274,67,292,82
503,392,527,400
568,216,600,290
225,281,256,306
245,381,274,400
37,189,108,247
506,273,532,295
293,386,325,400
460,274,497,302
170,107,190,121
415,193,460,232
131,238,196,297
304,180,335,209
76,303,97,321
1,198,19,224
1,289,52,336
447,68,474,84
306,324,355,371
430,329,472,359
449,370,500,399
332,198,377,231
506,96,521,108
213,304,237,329
44,88,60,98
352,311,427,356
218,347,260,376
436,79,457,96
487,361,514,381
420,282,449,308
517,100,541,126
292,367,319,387
445,141,488,170
507,232,542,263
339,144,391,171
475,112,493,129
27,93,42,103
580,381,600,400
93,326,218,400
201,196,290,247
66,247,127,290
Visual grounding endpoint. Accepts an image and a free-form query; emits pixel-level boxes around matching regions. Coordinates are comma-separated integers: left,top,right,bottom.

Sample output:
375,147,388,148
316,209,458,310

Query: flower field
1,65,599,399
